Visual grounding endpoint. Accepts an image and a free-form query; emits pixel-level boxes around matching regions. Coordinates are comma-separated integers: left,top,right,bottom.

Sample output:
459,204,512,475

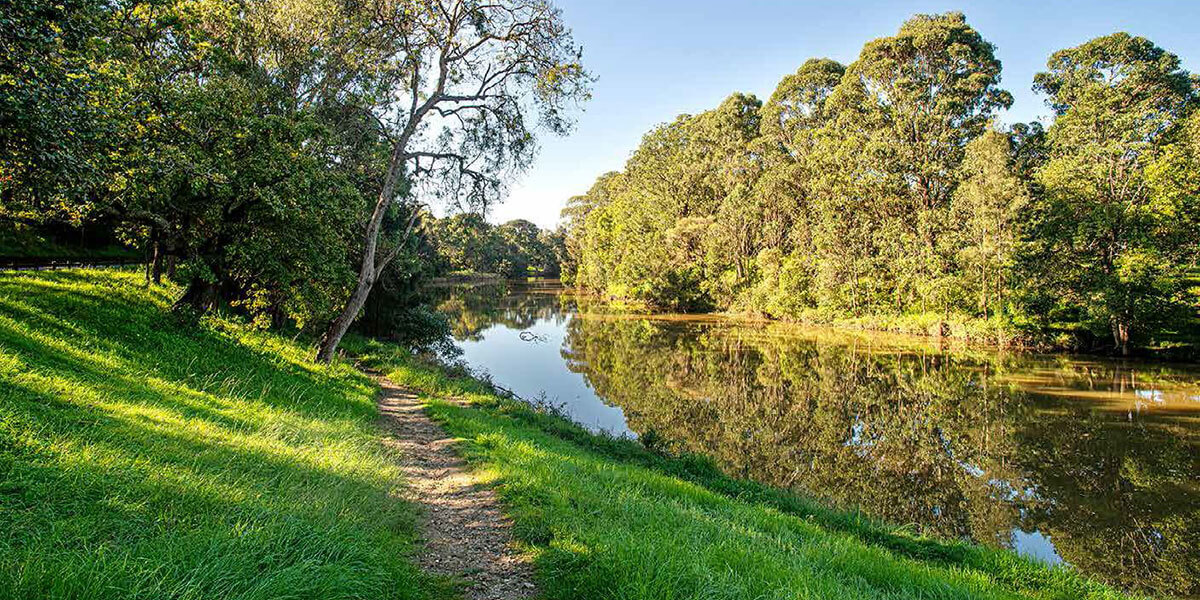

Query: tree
815,12,1012,314
496,219,543,276
2,0,399,328
1033,33,1198,353
101,0,391,323
561,171,624,288
0,0,114,222
950,128,1029,321
744,58,844,314
559,13,1198,352
316,0,591,362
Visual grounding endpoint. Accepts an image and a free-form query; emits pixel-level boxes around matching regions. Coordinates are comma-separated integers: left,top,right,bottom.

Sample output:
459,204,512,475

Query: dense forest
561,13,1200,354
0,0,589,359
427,215,565,278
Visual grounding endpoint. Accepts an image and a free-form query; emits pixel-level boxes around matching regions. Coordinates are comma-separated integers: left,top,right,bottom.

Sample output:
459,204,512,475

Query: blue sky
484,0,1200,229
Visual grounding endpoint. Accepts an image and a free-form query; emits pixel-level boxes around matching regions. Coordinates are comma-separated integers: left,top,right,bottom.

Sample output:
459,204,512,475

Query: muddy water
427,281,1200,598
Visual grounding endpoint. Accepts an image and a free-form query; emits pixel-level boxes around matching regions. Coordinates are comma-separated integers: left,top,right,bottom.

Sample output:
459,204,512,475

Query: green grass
0,270,453,600
0,269,1147,600
350,339,1141,600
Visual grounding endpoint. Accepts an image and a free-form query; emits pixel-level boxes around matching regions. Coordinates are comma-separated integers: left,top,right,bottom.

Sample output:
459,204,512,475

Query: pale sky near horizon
474,0,1200,230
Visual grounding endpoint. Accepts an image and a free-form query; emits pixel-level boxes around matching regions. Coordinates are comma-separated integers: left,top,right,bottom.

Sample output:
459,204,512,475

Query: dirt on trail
377,377,537,600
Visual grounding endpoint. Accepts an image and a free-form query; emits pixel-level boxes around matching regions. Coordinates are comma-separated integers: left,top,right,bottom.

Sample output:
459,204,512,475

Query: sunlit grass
0,270,453,600
354,339,1142,600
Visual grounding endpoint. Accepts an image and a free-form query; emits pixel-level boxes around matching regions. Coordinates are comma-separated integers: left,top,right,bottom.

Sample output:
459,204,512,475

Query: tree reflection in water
424,283,1200,598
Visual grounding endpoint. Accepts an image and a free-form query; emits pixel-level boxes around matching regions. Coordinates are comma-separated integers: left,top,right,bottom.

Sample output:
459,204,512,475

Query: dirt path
377,377,537,600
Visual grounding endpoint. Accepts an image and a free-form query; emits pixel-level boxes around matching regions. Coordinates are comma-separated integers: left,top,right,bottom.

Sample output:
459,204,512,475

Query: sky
480,0,1200,229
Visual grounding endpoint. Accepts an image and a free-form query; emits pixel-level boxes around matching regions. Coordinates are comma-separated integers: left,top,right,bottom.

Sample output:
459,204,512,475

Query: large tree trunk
316,270,376,363
316,55,451,363
173,276,220,312
316,144,409,363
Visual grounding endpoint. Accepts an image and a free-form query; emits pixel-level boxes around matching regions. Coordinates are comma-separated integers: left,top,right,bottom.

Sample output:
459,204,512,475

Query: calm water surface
427,281,1200,598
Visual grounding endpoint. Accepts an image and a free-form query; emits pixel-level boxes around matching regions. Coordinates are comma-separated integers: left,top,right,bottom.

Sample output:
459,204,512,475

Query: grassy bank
352,340,1140,600
0,271,451,599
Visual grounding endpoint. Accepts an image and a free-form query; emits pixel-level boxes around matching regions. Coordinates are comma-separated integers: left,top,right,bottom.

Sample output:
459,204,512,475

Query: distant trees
428,214,563,278
565,13,1200,352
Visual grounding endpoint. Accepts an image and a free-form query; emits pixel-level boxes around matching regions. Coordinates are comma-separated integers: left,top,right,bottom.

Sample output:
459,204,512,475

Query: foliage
428,214,564,278
1,0,589,352
1,0,398,327
564,14,1200,352
0,0,113,219
1030,33,1200,353
316,0,591,362
0,270,453,599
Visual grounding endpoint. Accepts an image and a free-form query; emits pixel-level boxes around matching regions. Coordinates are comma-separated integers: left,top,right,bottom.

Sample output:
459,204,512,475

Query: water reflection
426,282,1200,598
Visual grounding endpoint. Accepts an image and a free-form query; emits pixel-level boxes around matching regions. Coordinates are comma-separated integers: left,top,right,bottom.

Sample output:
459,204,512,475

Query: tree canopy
1,0,589,354
564,13,1200,353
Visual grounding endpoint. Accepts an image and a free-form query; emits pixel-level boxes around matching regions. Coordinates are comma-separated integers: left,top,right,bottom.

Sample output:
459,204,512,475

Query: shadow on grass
0,271,455,600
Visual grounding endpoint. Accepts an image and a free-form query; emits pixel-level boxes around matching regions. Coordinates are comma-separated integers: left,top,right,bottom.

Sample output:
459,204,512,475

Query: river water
426,281,1200,598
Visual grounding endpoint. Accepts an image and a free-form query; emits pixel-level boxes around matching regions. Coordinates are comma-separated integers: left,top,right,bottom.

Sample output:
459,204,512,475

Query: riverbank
348,338,1141,600
566,285,1198,360
0,270,1153,598
428,271,511,286
0,271,453,599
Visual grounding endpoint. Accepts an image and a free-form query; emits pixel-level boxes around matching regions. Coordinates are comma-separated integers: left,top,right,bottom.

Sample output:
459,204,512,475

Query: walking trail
376,377,537,600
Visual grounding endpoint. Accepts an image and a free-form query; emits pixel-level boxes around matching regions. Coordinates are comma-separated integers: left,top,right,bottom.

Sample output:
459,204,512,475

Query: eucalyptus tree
316,0,590,362
747,58,844,310
562,171,626,290
570,94,762,310
559,170,621,284
817,12,1012,314
950,128,1029,320
759,58,845,159
1033,33,1198,353
695,93,764,302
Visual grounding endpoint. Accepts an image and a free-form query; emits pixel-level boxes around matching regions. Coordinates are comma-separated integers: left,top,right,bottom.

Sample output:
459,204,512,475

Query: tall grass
0,271,452,600
351,339,1141,600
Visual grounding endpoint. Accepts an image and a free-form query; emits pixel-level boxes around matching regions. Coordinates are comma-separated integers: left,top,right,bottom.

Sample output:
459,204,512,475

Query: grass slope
353,341,1139,600
0,271,451,600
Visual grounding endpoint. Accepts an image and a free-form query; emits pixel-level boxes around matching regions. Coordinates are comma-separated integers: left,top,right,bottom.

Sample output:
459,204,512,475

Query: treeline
0,0,588,360
561,13,1200,354
428,215,565,278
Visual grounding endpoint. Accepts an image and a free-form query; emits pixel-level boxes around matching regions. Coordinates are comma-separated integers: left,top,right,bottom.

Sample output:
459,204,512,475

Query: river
425,280,1200,598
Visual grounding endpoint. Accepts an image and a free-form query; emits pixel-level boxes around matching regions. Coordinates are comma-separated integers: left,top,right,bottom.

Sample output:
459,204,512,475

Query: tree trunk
316,76,444,363
150,242,163,285
317,271,376,363
1112,318,1130,356
317,145,408,363
173,276,219,313
144,243,153,286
